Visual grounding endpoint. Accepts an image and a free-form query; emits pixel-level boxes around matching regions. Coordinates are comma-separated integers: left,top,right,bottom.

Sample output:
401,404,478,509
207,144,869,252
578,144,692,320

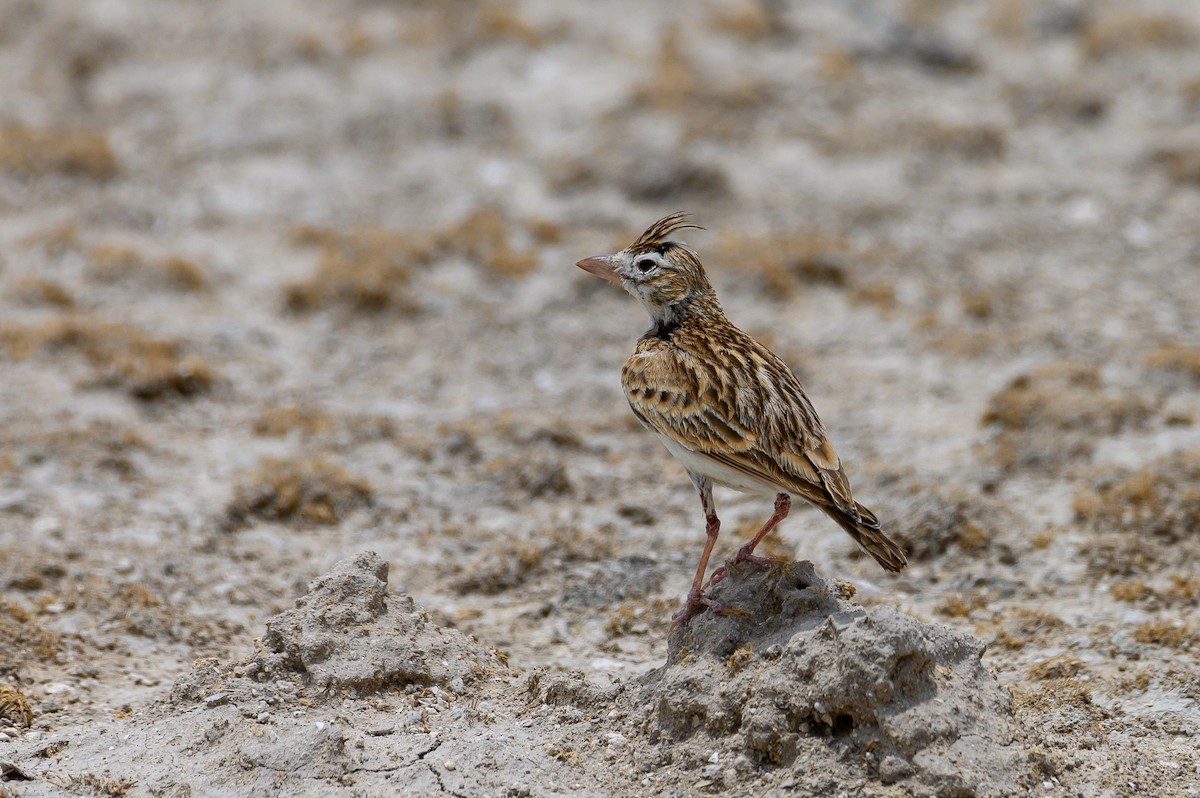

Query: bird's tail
826,502,907,573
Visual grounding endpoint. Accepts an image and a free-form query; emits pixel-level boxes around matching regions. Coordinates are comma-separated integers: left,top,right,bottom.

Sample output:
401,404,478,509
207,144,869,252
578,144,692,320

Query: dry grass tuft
1151,145,1200,186
0,315,213,400
224,456,373,528
1075,451,1200,578
0,683,33,727
1133,620,1195,650
0,598,61,674
19,222,80,256
708,0,777,41
56,579,184,641
286,210,540,313
56,774,136,797
981,362,1151,472
1079,10,1197,59
726,644,755,675
713,231,852,296
1028,653,1085,681
920,121,1006,161
629,29,772,141
1110,579,1147,602
1146,341,1200,379
252,405,335,438
475,2,542,47
9,276,75,308
0,124,118,178
483,455,573,502
286,225,431,313
88,244,207,291
936,592,987,618
449,207,539,278
989,608,1065,651
453,526,614,596
1074,451,1200,542
891,484,995,561
435,89,514,143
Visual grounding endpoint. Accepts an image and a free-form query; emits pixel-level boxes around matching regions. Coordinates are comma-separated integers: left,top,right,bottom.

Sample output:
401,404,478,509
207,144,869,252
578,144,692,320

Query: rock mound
632,561,1030,797
251,551,504,694
173,551,506,706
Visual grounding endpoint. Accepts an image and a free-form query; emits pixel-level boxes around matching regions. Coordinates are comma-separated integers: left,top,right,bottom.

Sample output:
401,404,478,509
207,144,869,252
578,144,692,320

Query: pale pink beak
576,255,622,284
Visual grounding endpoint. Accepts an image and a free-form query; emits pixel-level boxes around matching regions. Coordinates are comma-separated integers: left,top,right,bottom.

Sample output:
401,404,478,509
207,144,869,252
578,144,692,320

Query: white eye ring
635,257,657,273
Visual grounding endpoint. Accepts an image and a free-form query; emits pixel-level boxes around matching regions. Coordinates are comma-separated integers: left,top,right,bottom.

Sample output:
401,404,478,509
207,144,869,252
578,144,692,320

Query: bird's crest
631,212,704,253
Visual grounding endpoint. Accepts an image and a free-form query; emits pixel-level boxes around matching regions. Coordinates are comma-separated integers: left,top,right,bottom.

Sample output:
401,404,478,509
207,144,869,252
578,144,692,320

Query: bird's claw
734,548,775,569
702,566,727,591
671,588,744,628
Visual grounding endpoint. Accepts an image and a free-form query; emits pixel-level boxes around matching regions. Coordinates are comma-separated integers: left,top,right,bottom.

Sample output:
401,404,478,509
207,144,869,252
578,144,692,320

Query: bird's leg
734,493,791,568
672,477,727,627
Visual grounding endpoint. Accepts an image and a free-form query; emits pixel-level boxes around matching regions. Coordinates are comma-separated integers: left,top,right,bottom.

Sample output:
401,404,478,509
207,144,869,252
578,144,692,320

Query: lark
577,213,906,625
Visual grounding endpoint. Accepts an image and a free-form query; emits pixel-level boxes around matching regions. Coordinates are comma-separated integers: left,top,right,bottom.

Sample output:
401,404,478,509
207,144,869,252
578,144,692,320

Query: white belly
657,435,782,496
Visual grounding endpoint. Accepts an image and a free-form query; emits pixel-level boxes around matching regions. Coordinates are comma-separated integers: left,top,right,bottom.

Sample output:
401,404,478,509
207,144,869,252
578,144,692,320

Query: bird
576,213,906,626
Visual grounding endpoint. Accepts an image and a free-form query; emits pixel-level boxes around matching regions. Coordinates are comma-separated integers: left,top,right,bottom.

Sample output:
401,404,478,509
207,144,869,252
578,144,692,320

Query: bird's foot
733,547,776,569
671,588,732,629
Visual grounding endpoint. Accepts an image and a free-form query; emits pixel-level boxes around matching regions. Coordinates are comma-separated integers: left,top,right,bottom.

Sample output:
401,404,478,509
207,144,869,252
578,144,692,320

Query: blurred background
1,0,1199,790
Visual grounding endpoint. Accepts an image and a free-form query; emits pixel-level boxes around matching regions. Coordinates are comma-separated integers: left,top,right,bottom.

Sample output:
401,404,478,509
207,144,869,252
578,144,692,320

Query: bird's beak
576,255,622,284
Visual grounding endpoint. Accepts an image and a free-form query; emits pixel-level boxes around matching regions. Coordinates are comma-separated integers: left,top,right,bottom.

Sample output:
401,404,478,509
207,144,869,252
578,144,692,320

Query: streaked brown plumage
577,213,906,625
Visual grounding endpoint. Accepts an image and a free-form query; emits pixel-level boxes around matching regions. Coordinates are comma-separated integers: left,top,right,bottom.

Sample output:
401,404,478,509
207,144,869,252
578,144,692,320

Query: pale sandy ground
2,1,1200,796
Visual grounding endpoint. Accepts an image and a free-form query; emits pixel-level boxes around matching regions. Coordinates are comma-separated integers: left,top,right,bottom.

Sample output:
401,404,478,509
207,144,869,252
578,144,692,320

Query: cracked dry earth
3,0,1200,796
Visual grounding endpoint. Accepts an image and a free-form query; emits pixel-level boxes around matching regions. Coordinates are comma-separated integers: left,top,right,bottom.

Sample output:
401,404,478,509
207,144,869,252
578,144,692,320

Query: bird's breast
656,434,782,496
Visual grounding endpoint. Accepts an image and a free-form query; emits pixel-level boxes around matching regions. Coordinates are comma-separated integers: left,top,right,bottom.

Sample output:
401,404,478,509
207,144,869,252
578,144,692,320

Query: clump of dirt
0,124,117,179
223,456,373,528
629,561,1029,796
981,361,1152,472
193,552,506,696
0,315,213,400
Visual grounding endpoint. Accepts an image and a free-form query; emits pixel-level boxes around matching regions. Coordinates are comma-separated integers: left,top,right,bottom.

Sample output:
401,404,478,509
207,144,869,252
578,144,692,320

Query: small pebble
443,760,456,771
203,693,229,708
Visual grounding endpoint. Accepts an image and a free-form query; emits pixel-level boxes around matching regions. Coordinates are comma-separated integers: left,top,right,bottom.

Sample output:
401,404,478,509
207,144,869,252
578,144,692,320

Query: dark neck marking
652,314,681,339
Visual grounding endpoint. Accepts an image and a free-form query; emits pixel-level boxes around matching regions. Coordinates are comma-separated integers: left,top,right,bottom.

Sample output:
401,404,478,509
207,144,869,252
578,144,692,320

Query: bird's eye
635,257,657,273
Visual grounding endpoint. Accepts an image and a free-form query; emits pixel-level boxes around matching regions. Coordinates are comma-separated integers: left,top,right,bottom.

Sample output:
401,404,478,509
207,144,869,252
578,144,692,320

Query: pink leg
671,478,727,627
736,493,791,565
707,493,792,589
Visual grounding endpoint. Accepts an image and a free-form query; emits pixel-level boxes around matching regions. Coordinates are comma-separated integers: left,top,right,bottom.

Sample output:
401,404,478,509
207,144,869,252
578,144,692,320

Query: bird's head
576,213,717,327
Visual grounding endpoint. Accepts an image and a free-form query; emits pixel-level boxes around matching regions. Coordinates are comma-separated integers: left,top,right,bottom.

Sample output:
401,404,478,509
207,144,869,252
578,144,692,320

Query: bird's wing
623,341,855,513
